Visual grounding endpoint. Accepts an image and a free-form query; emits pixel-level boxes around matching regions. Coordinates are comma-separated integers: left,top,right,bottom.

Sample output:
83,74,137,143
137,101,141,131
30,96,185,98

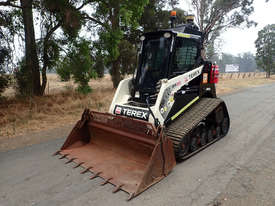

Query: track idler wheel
179,134,190,157
207,127,214,142
200,127,207,146
216,126,222,138
190,129,200,152
221,117,230,135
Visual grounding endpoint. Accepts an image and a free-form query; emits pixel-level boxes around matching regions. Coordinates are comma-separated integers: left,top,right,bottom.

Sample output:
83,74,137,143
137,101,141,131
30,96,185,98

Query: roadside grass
216,75,275,94
0,74,275,139
0,75,115,138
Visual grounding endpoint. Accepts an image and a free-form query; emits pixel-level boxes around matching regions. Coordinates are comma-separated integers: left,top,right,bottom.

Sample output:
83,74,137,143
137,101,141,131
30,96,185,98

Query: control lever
146,97,160,128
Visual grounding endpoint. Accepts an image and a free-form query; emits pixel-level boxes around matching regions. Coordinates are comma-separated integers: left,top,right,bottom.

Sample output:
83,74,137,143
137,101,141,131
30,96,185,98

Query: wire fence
219,72,266,80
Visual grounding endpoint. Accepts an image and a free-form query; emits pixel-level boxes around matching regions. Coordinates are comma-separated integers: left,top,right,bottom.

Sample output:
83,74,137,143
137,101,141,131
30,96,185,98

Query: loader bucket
55,109,176,200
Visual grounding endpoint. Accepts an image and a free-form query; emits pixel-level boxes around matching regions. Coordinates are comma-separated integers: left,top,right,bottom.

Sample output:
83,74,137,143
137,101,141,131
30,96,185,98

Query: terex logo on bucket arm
114,105,149,121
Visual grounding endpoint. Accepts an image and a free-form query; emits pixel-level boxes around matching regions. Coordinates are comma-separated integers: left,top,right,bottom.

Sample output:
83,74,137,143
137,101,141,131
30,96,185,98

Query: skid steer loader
54,12,230,200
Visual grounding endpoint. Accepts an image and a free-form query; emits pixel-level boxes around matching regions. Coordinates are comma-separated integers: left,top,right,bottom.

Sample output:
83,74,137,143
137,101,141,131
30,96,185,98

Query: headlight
140,36,146,41
164,32,171,38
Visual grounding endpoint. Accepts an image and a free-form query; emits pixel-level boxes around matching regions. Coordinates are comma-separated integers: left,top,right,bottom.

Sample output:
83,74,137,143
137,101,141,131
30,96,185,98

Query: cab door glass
171,37,199,75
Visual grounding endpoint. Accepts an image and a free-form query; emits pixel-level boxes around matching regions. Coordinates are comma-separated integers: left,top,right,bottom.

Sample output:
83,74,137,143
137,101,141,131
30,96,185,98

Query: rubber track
165,97,224,160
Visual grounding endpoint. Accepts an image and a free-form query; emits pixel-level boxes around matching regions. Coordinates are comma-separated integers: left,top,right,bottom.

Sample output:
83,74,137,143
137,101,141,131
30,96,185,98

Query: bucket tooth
112,184,124,193
65,158,77,164
59,154,69,159
73,162,84,169
127,193,135,201
81,166,93,174
53,151,60,156
100,178,113,186
90,172,101,180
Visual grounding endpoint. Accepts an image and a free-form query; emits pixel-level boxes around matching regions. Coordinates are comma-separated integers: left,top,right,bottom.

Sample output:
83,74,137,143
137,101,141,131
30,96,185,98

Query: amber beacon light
170,10,177,17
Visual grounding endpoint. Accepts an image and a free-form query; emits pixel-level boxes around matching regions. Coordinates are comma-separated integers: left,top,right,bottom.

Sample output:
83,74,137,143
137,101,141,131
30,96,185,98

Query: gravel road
1,84,275,206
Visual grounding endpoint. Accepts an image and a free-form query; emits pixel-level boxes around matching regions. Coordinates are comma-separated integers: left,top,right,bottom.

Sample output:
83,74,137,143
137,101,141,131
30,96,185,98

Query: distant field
3,73,114,97
0,73,275,139
219,72,266,80
216,73,275,94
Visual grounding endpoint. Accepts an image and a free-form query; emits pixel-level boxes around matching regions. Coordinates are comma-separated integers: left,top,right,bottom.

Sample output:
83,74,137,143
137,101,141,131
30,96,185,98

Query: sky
179,0,275,55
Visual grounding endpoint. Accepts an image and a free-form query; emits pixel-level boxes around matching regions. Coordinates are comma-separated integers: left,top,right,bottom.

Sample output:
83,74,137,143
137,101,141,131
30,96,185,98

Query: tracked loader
54,12,230,200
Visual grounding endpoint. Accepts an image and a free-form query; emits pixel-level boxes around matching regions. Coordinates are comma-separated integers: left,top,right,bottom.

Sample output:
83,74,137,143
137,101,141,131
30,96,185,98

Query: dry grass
216,75,275,94
0,75,115,139
0,74,275,139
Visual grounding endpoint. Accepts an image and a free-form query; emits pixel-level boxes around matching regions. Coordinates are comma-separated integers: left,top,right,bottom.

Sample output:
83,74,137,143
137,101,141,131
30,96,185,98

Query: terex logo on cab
114,105,149,121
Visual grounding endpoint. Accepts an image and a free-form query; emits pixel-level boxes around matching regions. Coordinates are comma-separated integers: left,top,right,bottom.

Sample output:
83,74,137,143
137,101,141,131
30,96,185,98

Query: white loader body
109,66,203,125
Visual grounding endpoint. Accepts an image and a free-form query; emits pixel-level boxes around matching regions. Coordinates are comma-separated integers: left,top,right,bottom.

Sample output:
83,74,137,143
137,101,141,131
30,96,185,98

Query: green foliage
0,73,9,95
99,28,123,62
0,0,86,96
76,84,92,95
42,0,82,38
0,64,10,95
118,40,137,75
70,40,97,90
57,39,97,94
93,55,105,78
45,40,60,69
0,47,10,95
14,58,33,96
92,39,107,78
255,24,275,78
56,59,71,81
140,1,184,33
85,0,188,87
42,0,68,12
61,8,82,38
89,0,149,87
0,47,9,65
37,39,60,70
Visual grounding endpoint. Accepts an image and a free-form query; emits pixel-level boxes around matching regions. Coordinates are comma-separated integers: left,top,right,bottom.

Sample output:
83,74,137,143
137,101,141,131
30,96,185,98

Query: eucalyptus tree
255,24,275,78
38,0,87,94
0,46,10,95
0,0,88,95
83,0,149,88
0,10,14,95
140,1,186,33
191,0,256,49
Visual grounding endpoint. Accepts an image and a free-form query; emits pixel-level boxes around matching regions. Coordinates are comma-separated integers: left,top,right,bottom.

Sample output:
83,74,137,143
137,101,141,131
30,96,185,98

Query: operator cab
131,24,204,106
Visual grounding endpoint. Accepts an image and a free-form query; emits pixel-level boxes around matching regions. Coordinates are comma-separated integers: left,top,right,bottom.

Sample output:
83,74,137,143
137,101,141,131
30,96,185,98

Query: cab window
171,37,199,74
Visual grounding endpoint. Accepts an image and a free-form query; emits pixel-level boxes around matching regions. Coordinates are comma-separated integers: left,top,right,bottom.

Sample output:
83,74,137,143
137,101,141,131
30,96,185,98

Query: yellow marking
171,96,200,121
177,33,191,38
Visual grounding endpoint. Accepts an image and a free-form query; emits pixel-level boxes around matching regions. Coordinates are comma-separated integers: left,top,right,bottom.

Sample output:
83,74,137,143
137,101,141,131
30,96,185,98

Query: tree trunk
41,63,47,94
41,40,49,95
41,23,61,95
20,0,42,96
111,59,121,88
267,65,271,78
110,4,121,88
